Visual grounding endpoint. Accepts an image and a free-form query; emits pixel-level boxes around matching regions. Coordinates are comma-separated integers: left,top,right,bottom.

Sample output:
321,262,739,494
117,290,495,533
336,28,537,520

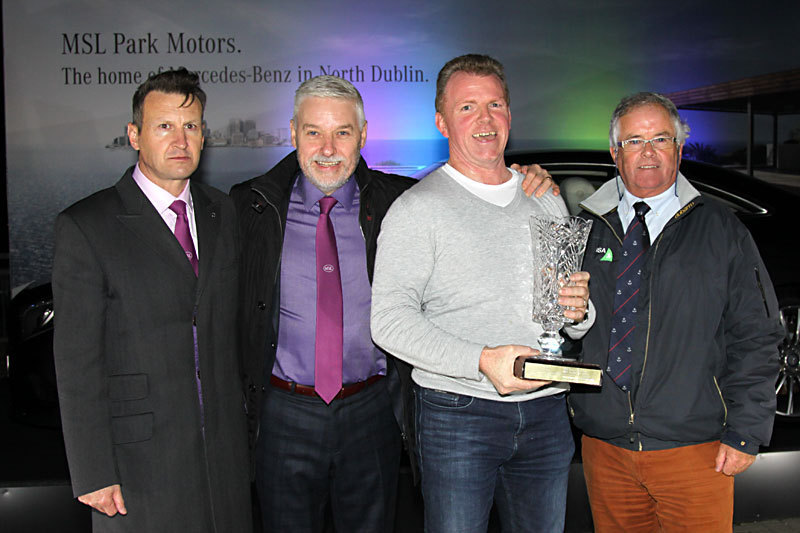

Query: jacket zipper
713,376,728,426
627,231,662,452
625,392,642,450
638,236,660,384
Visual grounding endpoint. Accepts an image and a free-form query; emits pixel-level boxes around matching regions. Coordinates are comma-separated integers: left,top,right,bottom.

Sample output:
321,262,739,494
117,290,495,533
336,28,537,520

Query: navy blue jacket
570,174,782,454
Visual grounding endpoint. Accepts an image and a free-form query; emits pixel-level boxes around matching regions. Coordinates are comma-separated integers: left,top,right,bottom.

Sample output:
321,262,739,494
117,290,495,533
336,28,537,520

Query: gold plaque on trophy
514,356,602,386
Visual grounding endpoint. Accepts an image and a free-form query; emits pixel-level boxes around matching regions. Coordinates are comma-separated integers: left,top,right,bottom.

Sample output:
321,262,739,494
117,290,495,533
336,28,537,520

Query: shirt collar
298,171,356,211
618,179,678,220
132,163,193,215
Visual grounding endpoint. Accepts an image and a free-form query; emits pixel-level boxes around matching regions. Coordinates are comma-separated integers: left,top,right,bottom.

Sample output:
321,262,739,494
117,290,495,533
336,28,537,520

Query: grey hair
292,75,365,128
609,92,690,149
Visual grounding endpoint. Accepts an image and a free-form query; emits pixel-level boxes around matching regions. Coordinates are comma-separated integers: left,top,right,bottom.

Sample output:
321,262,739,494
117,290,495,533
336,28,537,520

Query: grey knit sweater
371,166,593,402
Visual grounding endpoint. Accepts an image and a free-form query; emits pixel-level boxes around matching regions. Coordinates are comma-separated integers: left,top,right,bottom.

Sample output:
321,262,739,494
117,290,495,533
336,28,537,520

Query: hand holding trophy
514,214,602,386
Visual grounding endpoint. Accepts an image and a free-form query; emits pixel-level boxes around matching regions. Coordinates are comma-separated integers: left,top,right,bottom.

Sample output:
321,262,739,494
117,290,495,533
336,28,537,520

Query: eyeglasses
616,136,677,152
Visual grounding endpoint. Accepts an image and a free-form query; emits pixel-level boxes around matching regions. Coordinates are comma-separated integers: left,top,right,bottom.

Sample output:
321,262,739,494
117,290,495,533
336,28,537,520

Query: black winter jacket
229,151,416,474
570,174,782,454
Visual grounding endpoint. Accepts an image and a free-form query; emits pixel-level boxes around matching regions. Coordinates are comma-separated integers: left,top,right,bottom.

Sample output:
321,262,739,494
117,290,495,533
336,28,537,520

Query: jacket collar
580,171,701,218
248,150,373,206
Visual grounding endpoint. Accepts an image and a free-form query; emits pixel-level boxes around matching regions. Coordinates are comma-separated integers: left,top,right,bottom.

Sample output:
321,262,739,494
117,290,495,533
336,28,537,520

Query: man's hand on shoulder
479,345,550,395
78,484,127,517
511,163,560,198
715,443,756,476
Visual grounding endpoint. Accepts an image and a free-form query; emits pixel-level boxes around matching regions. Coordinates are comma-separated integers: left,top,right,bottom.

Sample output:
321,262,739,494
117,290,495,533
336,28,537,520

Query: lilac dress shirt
132,163,199,255
273,173,386,386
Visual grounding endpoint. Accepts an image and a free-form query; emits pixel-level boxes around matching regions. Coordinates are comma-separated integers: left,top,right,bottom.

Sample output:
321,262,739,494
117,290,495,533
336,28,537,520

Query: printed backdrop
4,1,798,285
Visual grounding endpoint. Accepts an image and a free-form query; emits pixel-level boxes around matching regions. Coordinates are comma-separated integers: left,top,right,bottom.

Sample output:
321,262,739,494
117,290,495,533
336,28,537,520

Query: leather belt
269,374,383,400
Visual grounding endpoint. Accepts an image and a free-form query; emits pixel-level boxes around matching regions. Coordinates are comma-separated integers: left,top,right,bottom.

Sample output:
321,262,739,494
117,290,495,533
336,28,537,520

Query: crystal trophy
513,215,602,386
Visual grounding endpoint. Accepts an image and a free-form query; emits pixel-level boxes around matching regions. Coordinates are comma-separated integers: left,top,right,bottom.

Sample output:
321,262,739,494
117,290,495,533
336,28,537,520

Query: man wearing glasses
568,92,782,531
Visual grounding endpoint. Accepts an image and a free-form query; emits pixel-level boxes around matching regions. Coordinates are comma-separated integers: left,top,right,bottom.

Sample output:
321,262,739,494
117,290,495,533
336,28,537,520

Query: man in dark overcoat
53,68,251,532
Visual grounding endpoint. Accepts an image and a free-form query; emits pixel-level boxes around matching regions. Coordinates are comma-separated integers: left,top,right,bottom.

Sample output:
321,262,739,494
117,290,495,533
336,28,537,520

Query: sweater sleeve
370,195,485,381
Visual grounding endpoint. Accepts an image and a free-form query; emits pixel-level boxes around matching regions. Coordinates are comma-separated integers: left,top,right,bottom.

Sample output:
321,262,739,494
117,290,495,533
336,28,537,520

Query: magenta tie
169,200,199,277
315,196,343,404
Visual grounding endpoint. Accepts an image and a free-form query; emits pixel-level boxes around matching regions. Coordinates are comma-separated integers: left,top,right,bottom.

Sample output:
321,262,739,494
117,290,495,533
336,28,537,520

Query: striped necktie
607,201,650,391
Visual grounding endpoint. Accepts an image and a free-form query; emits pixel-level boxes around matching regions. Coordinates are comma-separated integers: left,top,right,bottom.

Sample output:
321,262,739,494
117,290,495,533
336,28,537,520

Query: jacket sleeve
719,226,782,453
52,212,119,497
370,195,485,381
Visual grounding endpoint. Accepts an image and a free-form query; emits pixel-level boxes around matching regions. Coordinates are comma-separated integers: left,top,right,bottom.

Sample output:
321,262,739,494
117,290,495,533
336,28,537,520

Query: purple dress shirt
273,173,386,386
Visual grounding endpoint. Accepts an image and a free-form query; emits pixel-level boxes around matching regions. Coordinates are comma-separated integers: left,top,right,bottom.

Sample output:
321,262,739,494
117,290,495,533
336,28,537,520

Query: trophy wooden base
514,356,602,386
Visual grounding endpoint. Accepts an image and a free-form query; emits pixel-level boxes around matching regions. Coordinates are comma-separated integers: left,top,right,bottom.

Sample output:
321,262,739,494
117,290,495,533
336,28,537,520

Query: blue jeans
415,387,574,533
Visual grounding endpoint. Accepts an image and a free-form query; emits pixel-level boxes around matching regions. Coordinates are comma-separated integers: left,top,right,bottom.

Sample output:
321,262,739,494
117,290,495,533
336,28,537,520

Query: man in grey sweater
371,54,593,532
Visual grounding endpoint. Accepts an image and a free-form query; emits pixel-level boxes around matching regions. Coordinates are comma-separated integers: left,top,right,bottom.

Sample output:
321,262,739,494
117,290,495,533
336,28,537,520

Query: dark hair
131,68,206,129
435,54,509,113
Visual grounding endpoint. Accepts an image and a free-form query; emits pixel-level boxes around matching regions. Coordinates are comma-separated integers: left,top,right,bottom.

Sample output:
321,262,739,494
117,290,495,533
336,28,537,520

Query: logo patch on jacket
596,247,613,262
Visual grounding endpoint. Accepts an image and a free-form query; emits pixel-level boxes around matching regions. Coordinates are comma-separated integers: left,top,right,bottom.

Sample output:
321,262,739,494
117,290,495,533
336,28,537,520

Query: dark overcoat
53,168,252,532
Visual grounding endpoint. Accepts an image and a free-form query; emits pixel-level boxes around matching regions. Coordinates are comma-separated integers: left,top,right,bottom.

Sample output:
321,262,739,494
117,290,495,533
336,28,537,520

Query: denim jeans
415,386,574,533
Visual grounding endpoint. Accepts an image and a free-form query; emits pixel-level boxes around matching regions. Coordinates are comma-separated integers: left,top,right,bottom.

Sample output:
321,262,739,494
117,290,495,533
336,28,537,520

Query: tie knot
634,201,650,219
169,199,187,217
319,196,338,216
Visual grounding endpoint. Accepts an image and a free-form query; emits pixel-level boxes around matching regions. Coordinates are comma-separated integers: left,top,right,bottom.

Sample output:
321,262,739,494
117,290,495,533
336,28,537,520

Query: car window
555,176,598,215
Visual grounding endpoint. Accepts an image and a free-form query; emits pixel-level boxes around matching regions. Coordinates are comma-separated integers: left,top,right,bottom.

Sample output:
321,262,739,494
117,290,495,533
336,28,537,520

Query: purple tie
315,196,343,404
169,200,203,429
169,200,199,277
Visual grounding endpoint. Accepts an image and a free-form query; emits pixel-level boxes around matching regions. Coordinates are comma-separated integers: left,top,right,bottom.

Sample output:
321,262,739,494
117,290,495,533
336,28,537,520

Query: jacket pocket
754,267,771,317
111,412,153,444
108,373,148,401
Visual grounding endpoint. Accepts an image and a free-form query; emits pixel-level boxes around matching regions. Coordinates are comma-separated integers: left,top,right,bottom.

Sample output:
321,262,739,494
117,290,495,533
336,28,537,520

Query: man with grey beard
230,75,557,531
